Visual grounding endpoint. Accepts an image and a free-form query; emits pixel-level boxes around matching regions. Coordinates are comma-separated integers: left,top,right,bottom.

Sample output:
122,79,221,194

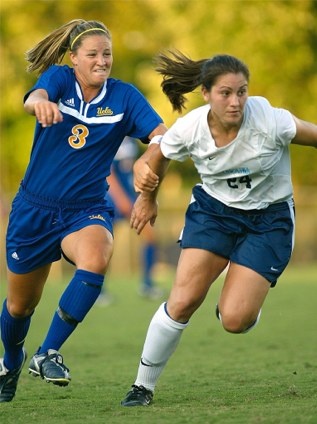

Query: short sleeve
123,84,163,143
160,117,190,161
24,65,68,103
274,108,297,146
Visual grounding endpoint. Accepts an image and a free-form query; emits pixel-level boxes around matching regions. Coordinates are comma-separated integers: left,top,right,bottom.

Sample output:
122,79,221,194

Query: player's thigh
6,264,52,317
218,262,271,322
167,248,228,321
61,224,114,273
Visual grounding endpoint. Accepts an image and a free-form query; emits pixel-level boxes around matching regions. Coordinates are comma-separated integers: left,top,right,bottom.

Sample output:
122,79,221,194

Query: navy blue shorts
6,186,115,274
179,185,295,286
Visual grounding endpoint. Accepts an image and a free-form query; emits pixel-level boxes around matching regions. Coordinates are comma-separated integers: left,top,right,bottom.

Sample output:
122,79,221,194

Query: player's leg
166,248,228,322
139,223,163,299
216,200,295,334
29,224,113,386
0,265,50,402
121,248,228,406
217,263,270,333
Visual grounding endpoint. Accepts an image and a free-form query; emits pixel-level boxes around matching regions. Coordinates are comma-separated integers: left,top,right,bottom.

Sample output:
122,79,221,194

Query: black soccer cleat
0,348,27,402
121,384,153,406
28,349,71,386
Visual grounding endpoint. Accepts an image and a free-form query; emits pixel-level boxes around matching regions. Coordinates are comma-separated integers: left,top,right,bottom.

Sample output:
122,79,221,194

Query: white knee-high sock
134,302,189,392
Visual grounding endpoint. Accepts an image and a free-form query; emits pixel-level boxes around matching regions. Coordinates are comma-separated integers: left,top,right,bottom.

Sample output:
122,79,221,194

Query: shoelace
131,385,151,396
41,353,70,373
130,385,144,396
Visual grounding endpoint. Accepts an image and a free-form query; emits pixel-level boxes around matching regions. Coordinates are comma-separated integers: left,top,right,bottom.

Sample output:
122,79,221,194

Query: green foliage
1,0,317,194
0,264,316,423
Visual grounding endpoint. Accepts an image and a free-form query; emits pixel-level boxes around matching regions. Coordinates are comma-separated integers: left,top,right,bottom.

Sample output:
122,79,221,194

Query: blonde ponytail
26,19,111,75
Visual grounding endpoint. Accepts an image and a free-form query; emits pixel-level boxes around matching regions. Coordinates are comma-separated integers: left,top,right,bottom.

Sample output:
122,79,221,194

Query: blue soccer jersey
22,65,163,201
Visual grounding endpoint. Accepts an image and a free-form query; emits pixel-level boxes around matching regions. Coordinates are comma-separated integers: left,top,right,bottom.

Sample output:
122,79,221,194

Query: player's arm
291,116,317,148
131,145,170,234
24,88,63,127
133,123,168,192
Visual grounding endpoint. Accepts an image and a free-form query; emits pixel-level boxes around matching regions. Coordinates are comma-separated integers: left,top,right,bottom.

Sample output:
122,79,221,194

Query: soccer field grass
1,264,316,424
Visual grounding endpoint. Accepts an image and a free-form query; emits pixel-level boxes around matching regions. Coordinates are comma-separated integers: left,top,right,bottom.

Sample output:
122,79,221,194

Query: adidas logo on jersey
65,98,75,107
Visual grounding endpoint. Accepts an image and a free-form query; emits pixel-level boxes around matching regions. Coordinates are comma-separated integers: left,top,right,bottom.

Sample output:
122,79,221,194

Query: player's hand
33,100,63,127
130,193,158,234
133,159,159,193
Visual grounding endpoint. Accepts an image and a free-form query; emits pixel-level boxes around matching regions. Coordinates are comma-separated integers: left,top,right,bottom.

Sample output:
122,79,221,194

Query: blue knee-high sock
39,269,104,354
142,243,156,289
1,300,32,370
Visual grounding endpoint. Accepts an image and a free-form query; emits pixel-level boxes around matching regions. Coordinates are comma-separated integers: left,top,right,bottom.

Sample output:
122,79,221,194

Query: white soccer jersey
160,96,297,210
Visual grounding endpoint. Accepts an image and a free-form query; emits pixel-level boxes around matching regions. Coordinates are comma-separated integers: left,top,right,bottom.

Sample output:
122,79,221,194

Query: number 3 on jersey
68,124,89,149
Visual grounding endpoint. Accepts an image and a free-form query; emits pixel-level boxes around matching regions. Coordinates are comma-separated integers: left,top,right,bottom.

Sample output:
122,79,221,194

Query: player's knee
6,299,35,319
78,256,110,275
221,314,246,333
220,309,260,334
167,299,196,322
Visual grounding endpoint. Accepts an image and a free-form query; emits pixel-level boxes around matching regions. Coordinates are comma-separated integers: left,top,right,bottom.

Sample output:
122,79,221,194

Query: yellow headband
70,28,108,50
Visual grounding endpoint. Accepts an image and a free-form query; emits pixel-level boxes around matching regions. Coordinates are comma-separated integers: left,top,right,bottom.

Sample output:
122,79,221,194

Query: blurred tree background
0,0,316,270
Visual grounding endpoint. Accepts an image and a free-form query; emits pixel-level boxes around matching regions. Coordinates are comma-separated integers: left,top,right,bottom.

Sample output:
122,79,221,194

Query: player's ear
201,86,210,103
69,52,78,67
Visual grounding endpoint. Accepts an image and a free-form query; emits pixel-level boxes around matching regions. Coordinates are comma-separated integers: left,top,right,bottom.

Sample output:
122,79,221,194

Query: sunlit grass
1,264,316,423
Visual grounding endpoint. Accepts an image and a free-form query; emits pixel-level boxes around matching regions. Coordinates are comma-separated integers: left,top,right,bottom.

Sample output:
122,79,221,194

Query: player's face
202,73,248,129
70,35,113,89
